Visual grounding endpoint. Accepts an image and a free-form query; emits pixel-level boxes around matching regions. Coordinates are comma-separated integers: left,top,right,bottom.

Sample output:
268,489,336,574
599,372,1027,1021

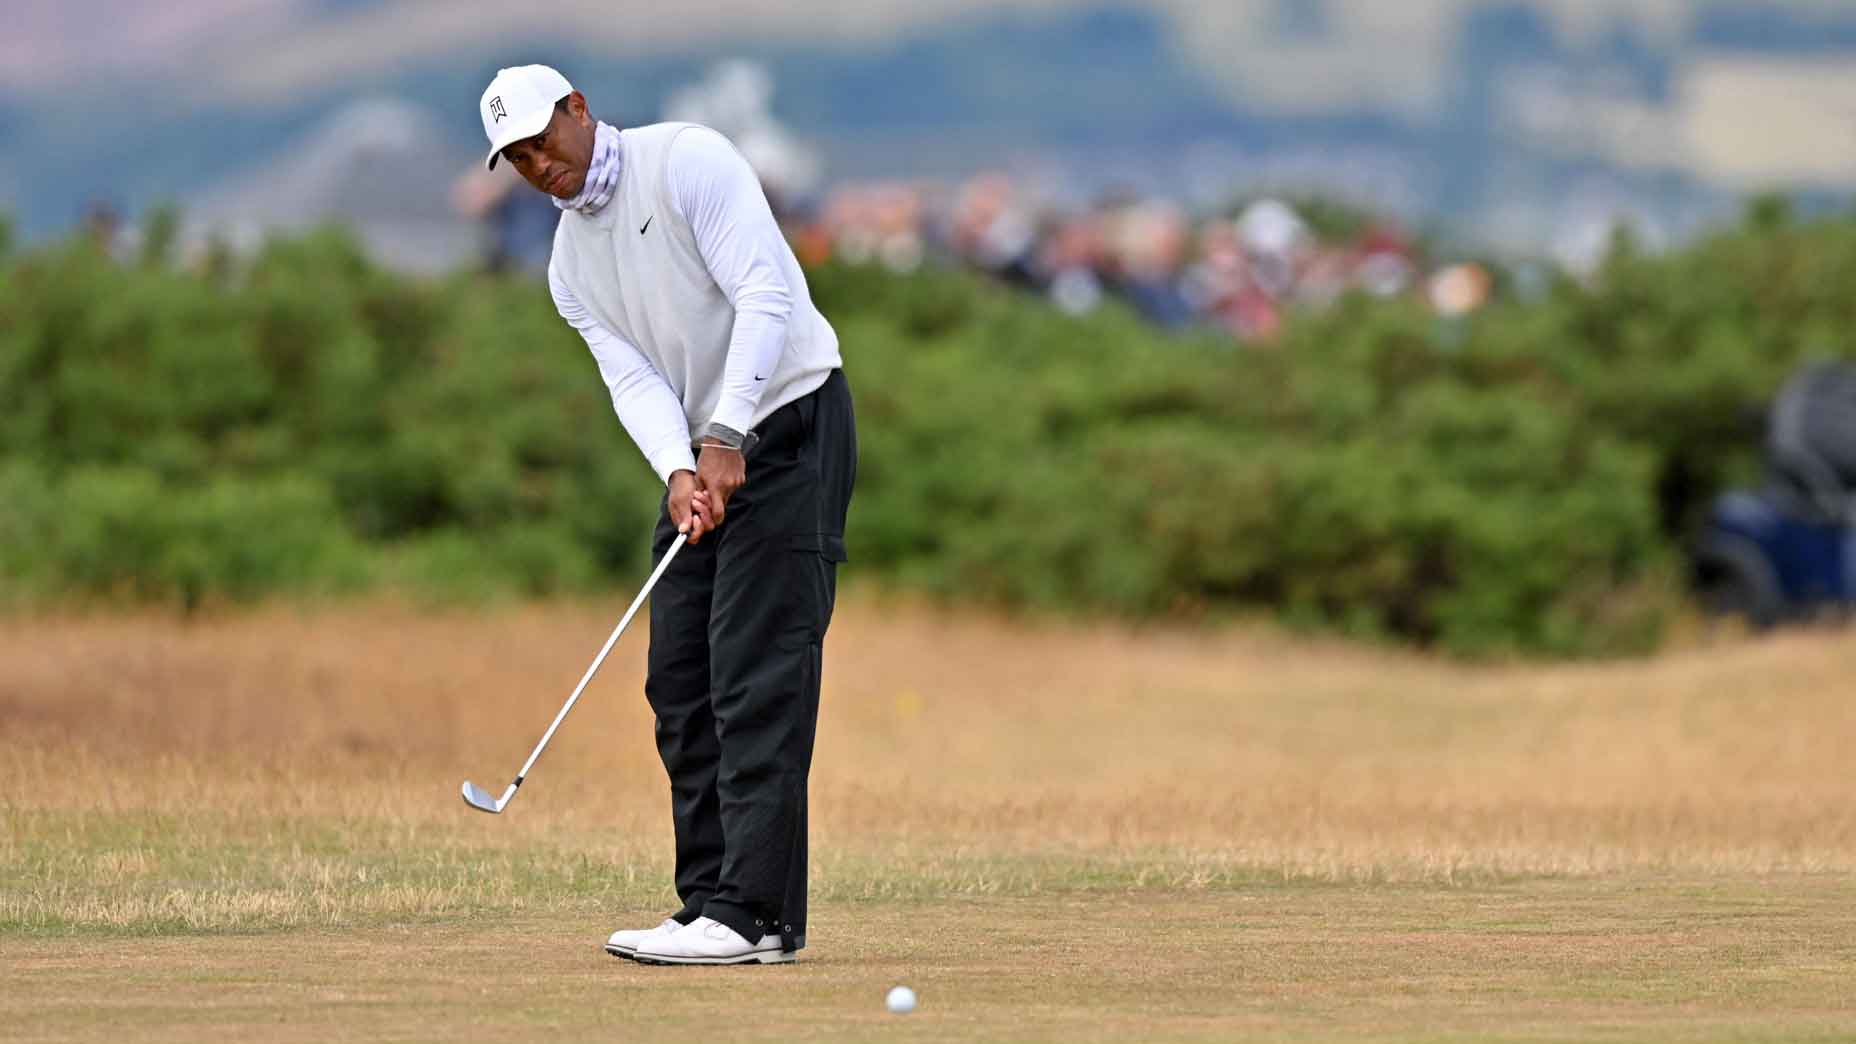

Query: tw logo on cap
488,96,507,123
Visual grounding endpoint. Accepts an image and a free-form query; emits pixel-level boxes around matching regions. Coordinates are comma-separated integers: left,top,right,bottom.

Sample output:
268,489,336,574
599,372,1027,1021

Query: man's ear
567,91,592,126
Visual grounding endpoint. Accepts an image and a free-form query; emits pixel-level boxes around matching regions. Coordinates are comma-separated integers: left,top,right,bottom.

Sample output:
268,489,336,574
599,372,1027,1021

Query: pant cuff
671,893,712,926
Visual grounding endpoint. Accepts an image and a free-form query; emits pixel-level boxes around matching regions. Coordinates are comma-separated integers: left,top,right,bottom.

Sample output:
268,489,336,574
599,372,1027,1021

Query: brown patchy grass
7,885,1856,1044
3,598,1855,1040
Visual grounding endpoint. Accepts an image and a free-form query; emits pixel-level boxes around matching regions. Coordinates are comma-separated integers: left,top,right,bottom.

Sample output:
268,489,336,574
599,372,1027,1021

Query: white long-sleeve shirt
549,125,834,484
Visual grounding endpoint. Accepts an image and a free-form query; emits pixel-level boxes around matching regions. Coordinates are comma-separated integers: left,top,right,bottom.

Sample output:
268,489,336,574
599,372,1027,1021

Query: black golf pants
644,369,855,953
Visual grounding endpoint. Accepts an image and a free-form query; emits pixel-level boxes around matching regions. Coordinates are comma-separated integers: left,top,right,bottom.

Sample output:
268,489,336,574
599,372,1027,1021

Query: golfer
478,65,854,965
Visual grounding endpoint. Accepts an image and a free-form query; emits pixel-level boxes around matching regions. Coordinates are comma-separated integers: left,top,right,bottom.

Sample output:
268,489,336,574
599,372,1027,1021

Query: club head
461,780,506,814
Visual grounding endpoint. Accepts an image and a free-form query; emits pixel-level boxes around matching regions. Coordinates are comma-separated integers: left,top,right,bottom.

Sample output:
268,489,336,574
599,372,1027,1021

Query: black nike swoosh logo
639,216,652,234
753,374,767,382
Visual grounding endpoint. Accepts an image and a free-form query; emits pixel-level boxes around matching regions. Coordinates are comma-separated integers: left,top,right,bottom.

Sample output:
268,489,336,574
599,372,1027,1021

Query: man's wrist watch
698,422,758,454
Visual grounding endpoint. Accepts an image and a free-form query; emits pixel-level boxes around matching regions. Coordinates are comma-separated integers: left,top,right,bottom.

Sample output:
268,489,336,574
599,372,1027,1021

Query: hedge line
2,204,1850,655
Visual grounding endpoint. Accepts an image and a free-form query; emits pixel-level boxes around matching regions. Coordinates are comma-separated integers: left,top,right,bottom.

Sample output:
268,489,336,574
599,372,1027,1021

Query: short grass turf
3,600,1855,1041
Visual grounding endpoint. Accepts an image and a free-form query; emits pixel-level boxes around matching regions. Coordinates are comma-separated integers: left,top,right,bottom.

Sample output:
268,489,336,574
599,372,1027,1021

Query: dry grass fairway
3,598,1855,1041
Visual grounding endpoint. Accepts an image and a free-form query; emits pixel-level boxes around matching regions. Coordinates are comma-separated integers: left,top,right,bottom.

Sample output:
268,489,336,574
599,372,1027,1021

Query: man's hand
694,444,746,528
668,470,717,543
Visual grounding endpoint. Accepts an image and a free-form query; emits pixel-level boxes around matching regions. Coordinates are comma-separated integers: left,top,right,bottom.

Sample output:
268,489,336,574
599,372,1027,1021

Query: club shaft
511,531,688,784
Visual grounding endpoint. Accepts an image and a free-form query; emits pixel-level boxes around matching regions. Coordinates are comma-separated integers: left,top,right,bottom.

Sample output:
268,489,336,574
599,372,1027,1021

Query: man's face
501,92,596,198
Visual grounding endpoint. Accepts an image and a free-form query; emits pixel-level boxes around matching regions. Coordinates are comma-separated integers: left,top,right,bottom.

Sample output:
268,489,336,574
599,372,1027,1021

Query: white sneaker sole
604,943,639,960
631,948,795,966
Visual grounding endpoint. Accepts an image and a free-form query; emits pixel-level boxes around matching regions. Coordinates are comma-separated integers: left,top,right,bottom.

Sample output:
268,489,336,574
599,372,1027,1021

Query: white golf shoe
605,917,682,960
632,915,793,965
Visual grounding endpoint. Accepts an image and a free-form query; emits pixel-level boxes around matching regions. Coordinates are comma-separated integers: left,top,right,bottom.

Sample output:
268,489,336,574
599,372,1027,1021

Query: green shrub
3,468,366,609
3,204,1854,655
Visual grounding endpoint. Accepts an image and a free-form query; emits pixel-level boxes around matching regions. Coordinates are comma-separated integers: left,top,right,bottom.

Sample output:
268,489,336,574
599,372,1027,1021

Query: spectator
948,173,1040,289
1107,201,1196,329
453,164,560,276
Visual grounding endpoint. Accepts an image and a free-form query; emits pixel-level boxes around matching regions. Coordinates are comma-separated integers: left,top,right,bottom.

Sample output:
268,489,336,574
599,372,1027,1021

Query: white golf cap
480,64,573,169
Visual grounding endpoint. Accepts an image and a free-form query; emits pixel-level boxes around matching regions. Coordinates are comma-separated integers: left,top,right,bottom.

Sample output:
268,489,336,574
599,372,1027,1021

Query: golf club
461,530,688,814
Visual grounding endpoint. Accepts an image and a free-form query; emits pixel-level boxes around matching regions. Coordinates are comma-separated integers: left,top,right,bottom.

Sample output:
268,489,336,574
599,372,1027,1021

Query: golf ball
886,985,916,1014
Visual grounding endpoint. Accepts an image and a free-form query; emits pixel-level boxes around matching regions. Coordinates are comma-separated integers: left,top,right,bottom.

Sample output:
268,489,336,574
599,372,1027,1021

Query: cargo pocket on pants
772,533,844,651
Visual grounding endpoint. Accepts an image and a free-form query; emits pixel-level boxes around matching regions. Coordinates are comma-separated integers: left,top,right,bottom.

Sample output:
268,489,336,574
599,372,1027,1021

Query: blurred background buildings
14,4,1856,232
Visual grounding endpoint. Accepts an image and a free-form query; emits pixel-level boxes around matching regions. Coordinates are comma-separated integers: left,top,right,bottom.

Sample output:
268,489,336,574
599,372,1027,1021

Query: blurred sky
7,0,1856,255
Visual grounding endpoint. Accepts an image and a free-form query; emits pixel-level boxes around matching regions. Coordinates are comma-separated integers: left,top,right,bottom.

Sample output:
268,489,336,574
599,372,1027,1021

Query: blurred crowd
459,167,1498,345
450,63,1498,345
787,174,1496,343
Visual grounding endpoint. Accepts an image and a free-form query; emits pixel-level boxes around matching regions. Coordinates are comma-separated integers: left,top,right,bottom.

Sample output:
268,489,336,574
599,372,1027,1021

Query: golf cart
1692,361,1856,629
